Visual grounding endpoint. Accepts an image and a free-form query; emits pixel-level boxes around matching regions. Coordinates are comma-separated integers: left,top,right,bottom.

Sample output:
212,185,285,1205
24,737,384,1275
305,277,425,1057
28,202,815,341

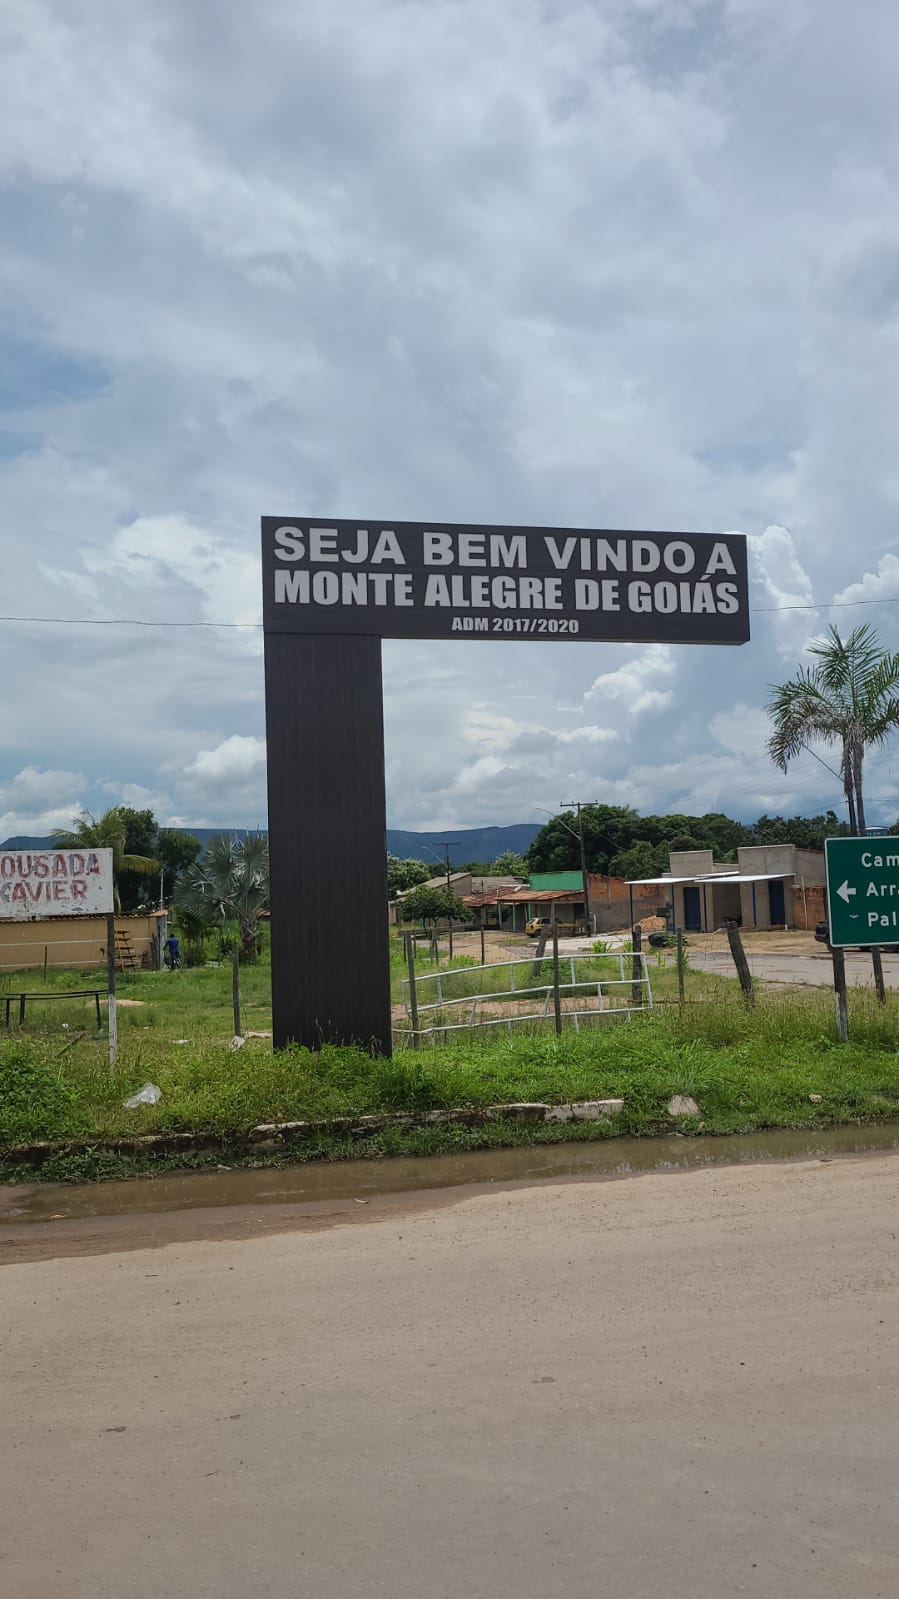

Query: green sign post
824,836,899,947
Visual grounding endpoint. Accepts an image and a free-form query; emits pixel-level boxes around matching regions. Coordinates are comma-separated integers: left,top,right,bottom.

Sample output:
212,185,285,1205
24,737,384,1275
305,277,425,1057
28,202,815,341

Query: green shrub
0,1041,85,1144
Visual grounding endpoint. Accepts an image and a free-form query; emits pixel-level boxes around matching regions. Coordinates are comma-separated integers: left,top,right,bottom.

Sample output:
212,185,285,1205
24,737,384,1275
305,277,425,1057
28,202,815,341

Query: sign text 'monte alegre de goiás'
261,520,750,644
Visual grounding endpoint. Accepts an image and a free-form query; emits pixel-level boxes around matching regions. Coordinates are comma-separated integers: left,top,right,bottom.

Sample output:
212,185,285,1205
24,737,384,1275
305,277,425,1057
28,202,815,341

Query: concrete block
487,1103,550,1121
571,1099,624,1120
250,1120,309,1141
544,1104,574,1123
667,1095,700,1117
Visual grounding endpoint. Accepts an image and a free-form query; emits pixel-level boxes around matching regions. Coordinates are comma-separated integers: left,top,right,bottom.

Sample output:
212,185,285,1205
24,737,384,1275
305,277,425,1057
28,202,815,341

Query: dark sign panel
261,519,750,645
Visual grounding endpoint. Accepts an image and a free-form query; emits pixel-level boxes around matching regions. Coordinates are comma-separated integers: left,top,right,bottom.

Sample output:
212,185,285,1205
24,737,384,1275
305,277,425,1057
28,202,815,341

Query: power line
0,592,896,630
0,615,261,628
755,596,899,613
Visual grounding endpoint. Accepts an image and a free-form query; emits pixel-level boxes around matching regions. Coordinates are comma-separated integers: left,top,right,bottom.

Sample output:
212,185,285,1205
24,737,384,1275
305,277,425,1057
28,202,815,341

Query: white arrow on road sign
836,880,857,903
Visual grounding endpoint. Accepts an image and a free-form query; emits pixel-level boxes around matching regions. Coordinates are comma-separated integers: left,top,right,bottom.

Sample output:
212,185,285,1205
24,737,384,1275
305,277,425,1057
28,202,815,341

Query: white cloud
1,1,899,835
84,514,262,631
749,526,814,610
708,704,770,759
584,646,676,718
179,735,266,785
831,554,899,609
0,765,88,840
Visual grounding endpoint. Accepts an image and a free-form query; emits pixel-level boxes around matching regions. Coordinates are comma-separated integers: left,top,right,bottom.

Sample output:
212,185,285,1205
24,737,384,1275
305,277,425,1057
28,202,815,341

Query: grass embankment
1,947,899,1182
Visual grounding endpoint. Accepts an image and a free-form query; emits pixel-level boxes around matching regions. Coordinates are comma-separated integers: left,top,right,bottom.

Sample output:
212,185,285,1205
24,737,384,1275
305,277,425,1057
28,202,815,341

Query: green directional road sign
825,836,899,946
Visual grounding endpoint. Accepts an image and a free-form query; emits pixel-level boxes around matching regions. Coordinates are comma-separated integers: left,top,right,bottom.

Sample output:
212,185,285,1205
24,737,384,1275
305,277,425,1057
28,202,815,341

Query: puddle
3,1122,899,1225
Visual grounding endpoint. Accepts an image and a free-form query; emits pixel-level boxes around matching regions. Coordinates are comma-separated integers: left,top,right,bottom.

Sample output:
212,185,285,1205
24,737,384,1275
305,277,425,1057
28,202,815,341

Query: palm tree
174,833,269,959
52,806,158,913
767,624,899,834
767,624,899,1001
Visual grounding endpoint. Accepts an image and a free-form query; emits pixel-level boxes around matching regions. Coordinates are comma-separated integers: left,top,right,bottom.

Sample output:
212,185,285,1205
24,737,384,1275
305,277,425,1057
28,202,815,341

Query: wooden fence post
676,928,686,1005
106,912,117,1072
551,918,563,1036
405,931,420,1049
832,946,849,1041
231,943,242,1038
532,919,551,978
725,920,754,1005
631,924,643,1007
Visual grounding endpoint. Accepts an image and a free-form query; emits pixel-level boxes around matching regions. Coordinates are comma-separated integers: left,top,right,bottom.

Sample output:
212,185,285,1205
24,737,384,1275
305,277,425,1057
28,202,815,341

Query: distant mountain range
384,824,539,865
1,823,540,866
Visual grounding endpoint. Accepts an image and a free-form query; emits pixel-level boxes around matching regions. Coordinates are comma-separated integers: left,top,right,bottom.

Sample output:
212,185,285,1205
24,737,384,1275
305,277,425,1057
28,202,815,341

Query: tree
386,855,431,897
749,811,846,851
767,625,899,836
174,834,270,959
118,806,157,857
768,625,899,999
77,809,203,911
399,885,472,931
691,812,751,860
608,841,667,882
52,806,158,913
487,850,529,878
526,813,580,873
116,807,162,911
158,828,202,900
527,805,644,874
665,832,702,856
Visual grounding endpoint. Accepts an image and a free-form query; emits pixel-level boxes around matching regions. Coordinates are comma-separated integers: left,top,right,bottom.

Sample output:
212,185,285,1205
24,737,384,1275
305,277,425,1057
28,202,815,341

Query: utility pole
562,802,598,936
437,840,459,959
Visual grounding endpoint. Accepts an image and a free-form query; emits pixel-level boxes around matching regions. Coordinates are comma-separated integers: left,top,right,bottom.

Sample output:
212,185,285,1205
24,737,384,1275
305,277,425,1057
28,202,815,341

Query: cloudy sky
1,0,898,840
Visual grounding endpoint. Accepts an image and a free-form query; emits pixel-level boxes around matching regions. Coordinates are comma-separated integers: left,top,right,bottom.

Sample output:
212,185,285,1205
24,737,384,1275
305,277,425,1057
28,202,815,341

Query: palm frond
174,834,269,944
765,674,844,769
120,853,160,876
767,624,899,824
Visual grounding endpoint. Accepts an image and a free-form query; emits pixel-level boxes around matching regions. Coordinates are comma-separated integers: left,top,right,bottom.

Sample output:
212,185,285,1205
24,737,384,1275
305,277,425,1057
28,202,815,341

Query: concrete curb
249,1099,624,1149
1,1100,625,1167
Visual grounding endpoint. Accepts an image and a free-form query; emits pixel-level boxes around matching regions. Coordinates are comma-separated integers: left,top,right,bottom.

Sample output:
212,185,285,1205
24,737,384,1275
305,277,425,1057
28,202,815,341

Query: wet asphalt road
690,949,899,987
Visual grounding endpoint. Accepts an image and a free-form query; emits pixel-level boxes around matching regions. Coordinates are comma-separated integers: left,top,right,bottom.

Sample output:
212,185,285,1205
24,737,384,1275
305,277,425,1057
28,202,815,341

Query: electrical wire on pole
436,840,460,959
562,802,599,936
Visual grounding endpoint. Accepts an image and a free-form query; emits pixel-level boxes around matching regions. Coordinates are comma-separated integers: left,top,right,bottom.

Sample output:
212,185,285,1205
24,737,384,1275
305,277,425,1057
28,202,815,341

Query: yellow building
0,911,166,971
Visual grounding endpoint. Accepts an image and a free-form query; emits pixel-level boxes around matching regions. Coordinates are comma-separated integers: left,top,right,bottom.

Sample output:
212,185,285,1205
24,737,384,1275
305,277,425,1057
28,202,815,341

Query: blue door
683,885,702,931
768,879,786,925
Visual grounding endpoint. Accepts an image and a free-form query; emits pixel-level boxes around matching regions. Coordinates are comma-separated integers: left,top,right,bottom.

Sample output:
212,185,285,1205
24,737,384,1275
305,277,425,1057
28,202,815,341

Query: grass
2,944,899,1181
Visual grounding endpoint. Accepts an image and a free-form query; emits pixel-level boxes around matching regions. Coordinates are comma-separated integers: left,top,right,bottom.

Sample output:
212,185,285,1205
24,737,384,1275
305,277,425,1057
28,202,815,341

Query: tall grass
2,957,899,1150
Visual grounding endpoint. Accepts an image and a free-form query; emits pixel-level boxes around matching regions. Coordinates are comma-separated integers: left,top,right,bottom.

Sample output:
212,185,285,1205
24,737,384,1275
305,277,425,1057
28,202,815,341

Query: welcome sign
261,520,750,645
261,516,752,1055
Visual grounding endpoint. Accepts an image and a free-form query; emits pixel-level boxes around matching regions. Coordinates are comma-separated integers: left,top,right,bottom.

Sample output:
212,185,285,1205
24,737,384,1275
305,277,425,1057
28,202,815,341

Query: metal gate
396,950,653,1043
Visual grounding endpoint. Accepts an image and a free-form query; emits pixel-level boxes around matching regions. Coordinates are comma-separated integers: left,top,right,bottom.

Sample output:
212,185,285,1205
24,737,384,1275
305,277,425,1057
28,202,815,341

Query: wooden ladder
114,928,140,972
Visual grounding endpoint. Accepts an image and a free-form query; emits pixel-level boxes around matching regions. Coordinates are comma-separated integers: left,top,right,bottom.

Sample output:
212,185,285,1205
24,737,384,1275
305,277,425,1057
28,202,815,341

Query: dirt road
5,1156,899,1597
